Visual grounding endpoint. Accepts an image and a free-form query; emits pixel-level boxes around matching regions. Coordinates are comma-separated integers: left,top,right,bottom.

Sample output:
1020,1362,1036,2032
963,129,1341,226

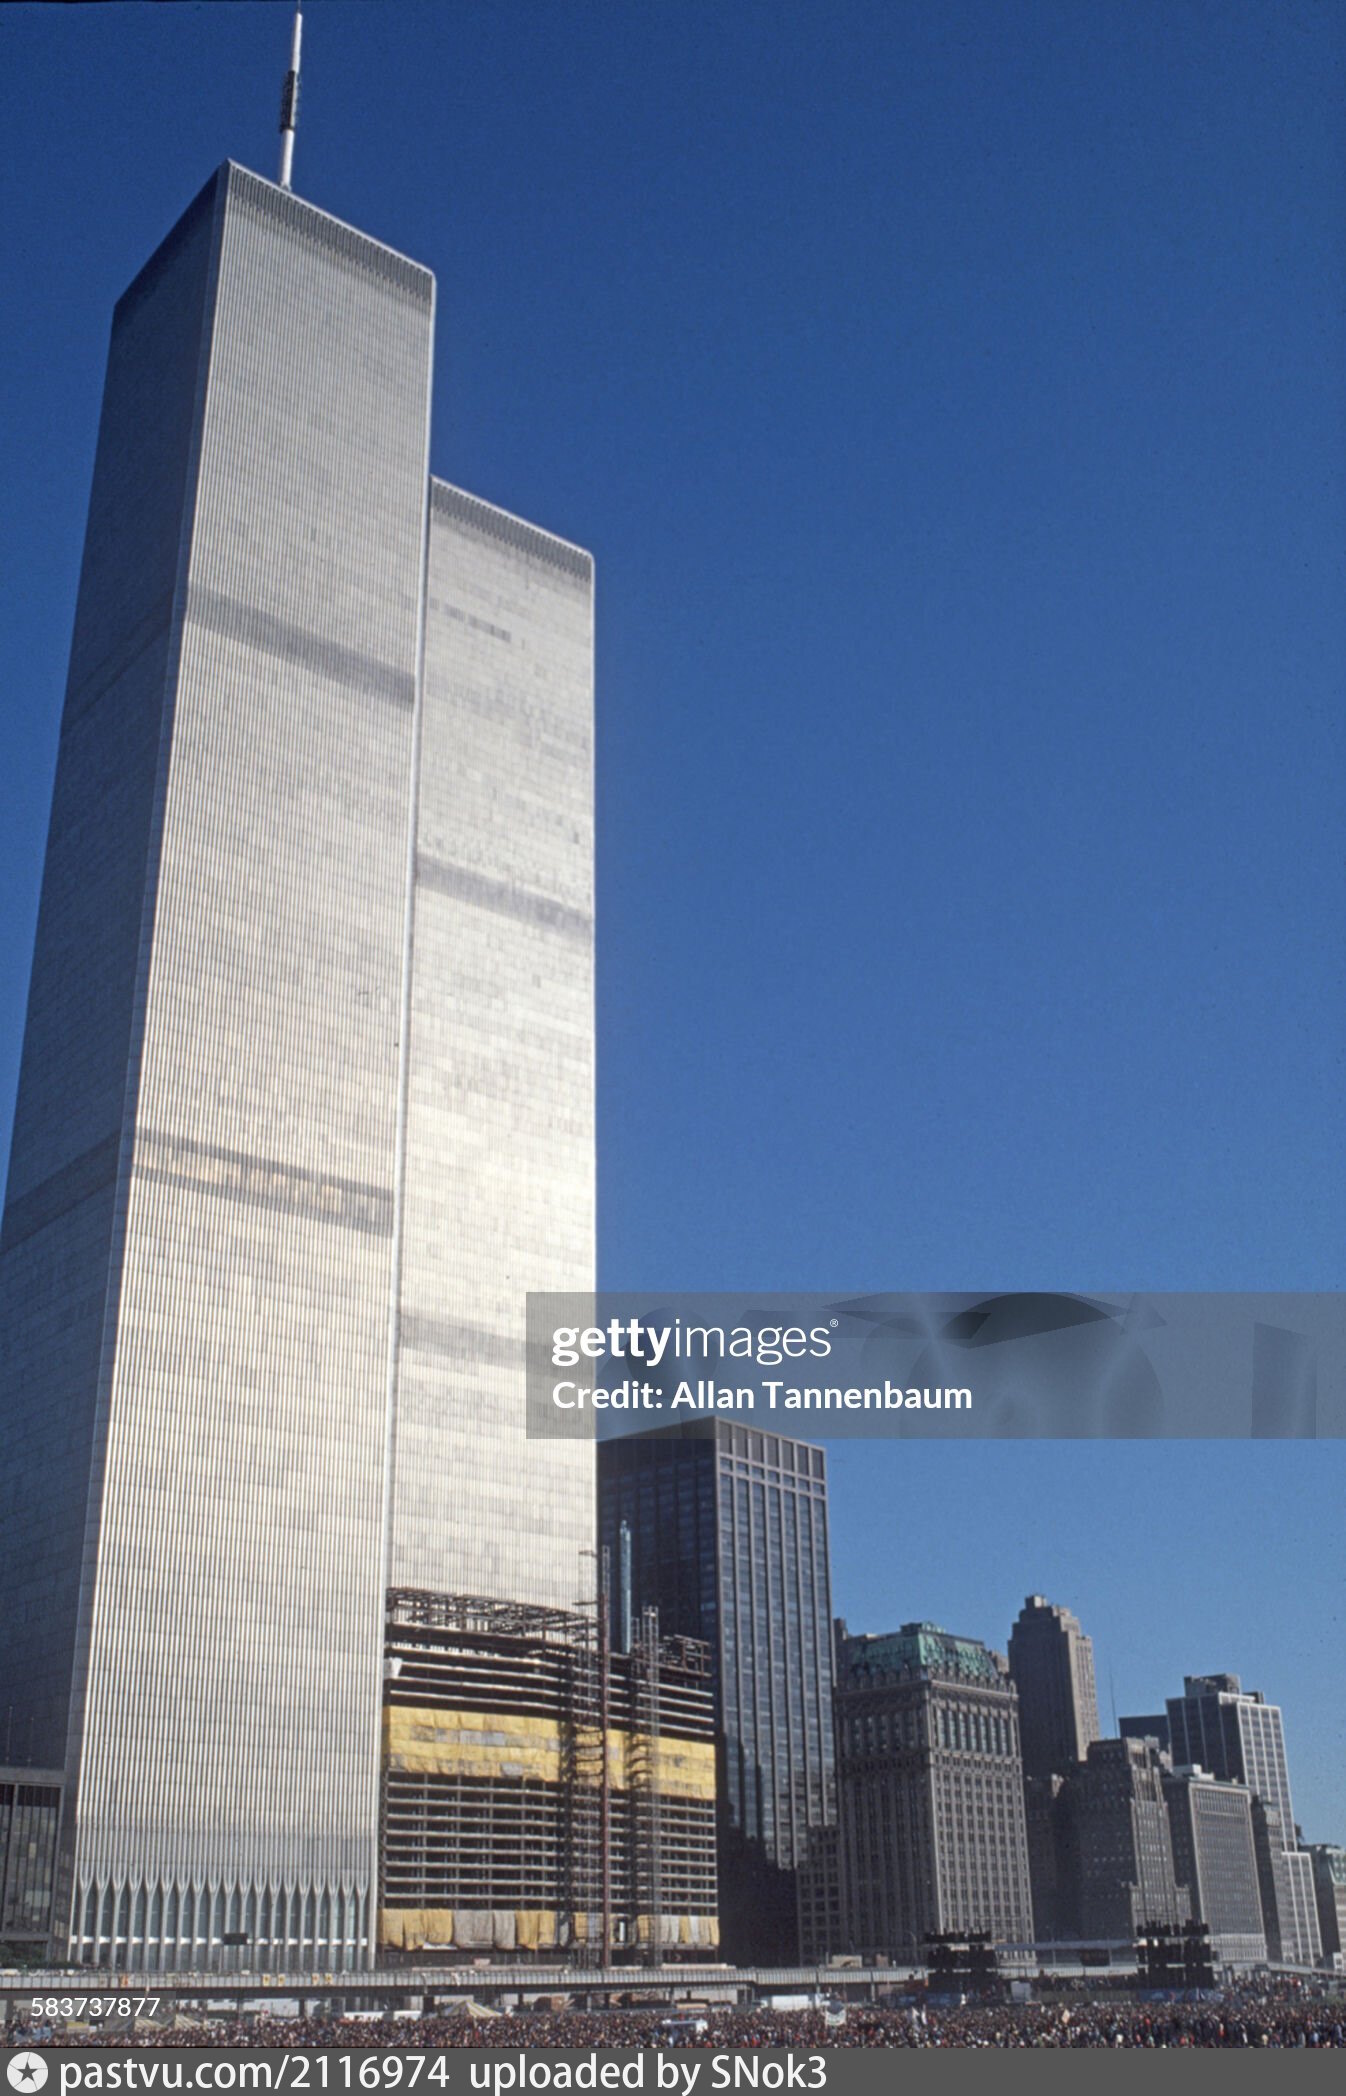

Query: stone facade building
835,1622,1034,1956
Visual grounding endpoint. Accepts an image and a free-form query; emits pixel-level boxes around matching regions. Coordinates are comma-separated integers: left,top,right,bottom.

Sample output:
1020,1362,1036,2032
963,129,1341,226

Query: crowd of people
8,1987,1346,2049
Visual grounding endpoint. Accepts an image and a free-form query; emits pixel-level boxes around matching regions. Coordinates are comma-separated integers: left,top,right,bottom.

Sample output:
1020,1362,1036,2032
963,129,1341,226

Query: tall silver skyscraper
0,158,594,1970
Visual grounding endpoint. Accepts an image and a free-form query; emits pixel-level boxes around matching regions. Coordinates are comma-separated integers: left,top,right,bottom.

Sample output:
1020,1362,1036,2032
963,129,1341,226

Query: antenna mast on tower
278,8,303,190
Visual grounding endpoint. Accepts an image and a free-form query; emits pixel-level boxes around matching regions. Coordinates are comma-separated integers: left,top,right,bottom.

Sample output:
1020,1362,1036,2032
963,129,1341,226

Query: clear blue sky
2,4,1342,1835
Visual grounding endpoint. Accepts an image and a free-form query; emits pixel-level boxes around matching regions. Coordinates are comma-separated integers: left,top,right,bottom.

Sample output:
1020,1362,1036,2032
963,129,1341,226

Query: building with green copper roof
843,1622,1005,1688
834,1618,1033,1957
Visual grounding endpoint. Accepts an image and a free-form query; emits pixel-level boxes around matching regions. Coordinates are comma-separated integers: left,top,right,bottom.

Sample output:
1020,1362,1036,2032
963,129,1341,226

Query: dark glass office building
1,1767,62,1956
597,1421,835,1964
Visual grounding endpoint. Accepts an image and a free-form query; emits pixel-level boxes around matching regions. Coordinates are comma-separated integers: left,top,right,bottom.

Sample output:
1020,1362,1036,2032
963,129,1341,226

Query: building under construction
380,1590,718,1962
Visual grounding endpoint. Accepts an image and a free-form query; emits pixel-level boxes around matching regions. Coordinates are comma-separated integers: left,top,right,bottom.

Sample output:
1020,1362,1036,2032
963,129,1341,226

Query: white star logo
7,2057,48,2093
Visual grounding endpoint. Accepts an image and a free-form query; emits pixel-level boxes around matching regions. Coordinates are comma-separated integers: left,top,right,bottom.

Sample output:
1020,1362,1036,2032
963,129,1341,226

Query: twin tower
0,162,595,1967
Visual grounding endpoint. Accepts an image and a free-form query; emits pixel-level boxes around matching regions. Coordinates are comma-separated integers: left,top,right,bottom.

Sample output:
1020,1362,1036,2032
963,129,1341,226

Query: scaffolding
629,1604,664,1966
561,1597,604,1962
380,1588,715,1963
387,1588,587,1643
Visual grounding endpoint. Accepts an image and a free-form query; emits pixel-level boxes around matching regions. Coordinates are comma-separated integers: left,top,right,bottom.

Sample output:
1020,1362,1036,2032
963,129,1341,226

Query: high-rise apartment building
0,153,593,1971
597,1422,836,1963
1167,1676,1320,1966
834,1622,1034,1956
1008,1595,1100,1784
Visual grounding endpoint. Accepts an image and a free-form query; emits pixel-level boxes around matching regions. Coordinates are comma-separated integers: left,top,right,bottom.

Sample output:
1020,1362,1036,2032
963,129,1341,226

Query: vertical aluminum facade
0,162,594,1970
392,484,594,1607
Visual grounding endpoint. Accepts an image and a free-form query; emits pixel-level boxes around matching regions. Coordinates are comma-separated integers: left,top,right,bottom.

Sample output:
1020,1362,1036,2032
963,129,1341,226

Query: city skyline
825,1438,1341,1844
2,0,1342,1860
